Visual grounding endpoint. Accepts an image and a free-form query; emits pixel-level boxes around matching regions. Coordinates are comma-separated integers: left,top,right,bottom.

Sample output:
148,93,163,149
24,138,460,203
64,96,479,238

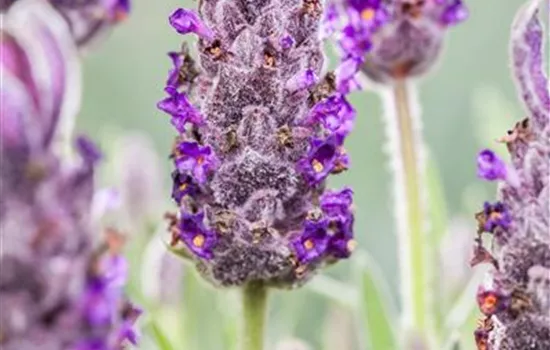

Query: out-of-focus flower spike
1,0,81,149
510,0,550,132
470,2,549,348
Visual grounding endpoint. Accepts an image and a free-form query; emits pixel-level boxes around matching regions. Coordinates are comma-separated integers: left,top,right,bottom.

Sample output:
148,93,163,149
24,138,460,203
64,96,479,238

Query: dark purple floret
280,34,295,49
320,187,354,218
178,211,217,259
477,149,508,181
175,141,217,184
166,52,184,93
157,90,204,131
171,171,199,204
169,8,214,40
327,215,355,258
481,202,512,233
298,136,349,185
292,219,330,264
307,95,355,136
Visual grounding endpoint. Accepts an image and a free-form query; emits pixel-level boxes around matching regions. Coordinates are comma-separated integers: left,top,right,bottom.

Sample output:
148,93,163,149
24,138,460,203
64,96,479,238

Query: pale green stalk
242,282,269,350
381,79,433,343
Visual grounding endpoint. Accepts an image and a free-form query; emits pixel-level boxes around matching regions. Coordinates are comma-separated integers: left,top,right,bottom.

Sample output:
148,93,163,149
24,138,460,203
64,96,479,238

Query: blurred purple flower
470,1,550,348
0,2,139,348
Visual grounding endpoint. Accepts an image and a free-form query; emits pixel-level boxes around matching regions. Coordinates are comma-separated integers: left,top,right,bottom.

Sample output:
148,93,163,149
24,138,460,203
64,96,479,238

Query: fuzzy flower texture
325,0,467,85
471,1,550,349
0,1,138,348
158,0,357,287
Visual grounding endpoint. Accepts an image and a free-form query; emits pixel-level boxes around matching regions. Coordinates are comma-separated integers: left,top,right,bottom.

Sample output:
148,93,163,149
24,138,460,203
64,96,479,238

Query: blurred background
77,0,532,349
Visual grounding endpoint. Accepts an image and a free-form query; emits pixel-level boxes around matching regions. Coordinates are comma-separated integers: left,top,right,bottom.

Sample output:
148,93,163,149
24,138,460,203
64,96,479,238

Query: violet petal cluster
326,0,468,84
470,2,550,349
159,0,357,288
0,1,139,348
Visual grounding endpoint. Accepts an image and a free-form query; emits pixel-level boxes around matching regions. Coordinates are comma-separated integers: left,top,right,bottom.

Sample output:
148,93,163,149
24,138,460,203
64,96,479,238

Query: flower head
469,1,549,347
158,90,205,131
159,0,356,287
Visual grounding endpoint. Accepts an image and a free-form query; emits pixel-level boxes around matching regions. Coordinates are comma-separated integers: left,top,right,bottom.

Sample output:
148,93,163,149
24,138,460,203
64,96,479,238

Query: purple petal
477,149,507,181
440,0,469,26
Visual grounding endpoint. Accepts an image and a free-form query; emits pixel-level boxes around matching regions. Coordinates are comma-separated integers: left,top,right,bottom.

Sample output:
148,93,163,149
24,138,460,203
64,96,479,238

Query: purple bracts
471,1,550,349
159,0,356,287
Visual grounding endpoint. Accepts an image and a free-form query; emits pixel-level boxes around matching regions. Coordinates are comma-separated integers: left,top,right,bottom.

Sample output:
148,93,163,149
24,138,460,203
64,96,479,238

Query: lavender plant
157,1,356,348
471,1,549,349
324,0,468,346
0,0,139,348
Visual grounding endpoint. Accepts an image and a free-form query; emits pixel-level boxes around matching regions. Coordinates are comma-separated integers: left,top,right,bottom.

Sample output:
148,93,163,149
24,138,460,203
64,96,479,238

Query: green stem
392,80,427,333
242,282,268,350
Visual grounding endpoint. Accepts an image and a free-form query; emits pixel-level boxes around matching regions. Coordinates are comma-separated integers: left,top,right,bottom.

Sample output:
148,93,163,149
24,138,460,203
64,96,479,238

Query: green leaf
354,251,397,350
148,319,176,350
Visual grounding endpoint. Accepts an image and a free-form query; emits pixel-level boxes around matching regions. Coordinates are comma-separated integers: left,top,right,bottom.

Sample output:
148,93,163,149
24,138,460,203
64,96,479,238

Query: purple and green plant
0,0,138,348
324,0,470,348
471,0,549,349
157,1,358,349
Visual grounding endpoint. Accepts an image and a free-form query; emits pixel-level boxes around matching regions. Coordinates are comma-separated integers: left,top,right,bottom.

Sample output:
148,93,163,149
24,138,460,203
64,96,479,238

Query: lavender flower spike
159,0,357,289
327,0,468,84
470,1,550,349
0,2,139,348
